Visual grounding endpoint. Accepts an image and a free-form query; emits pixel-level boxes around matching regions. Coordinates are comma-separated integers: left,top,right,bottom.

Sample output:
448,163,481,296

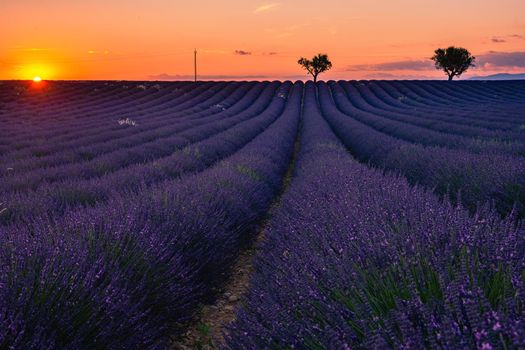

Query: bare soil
170,230,265,349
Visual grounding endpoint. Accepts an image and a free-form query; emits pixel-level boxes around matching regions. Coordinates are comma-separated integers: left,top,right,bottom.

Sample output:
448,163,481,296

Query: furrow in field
171,82,304,350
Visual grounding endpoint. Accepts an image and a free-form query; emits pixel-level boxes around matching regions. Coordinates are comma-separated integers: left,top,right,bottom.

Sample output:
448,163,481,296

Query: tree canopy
298,54,332,83
431,47,475,80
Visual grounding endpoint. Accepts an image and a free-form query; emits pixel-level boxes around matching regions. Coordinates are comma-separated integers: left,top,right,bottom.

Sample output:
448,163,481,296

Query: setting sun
33,76,42,82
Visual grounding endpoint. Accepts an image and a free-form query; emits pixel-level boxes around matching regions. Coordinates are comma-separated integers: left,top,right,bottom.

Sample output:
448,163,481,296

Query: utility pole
194,48,197,82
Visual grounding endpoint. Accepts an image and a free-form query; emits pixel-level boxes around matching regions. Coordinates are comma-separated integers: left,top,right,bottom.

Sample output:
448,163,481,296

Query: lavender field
1,80,524,349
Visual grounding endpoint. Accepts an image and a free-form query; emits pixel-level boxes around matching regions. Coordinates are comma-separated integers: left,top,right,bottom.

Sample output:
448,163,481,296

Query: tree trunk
448,74,454,81
313,74,318,83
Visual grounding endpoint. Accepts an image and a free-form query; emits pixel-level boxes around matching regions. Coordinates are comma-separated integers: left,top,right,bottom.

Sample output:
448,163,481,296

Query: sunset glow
1,0,524,80
15,61,57,81
33,76,41,82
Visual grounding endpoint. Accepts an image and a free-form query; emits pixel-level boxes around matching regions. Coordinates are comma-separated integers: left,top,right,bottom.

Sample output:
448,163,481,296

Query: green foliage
196,322,211,336
52,186,100,207
298,54,332,82
235,164,262,181
192,322,215,349
482,265,513,309
431,46,475,80
326,252,519,345
303,338,326,350
76,150,94,161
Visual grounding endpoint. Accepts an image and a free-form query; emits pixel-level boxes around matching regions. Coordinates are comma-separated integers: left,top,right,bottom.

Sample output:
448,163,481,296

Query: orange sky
1,0,524,80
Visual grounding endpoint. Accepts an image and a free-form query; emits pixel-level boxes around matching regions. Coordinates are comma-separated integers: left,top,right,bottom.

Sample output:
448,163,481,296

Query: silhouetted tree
298,54,332,82
431,46,475,80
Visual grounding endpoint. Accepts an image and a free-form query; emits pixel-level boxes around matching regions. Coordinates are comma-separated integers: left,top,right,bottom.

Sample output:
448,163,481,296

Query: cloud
23,48,49,52
254,3,280,13
347,60,434,71
476,51,525,68
234,50,252,56
490,34,524,42
491,37,506,43
87,50,110,55
263,52,278,56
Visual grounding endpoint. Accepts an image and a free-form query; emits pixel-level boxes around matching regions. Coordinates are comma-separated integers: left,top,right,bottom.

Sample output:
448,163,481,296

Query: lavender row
226,81,525,349
410,80,525,105
0,82,262,179
0,81,195,134
388,80,525,109
0,82,237,161
0,82,206,156
0,82,244,172
359,81,525,130
318,82,525,217
0,82,230,161
377,81,525,122
0,82,193,143
342,81,524,139
0,81,127,124
372,81,524,122
329,82,525,156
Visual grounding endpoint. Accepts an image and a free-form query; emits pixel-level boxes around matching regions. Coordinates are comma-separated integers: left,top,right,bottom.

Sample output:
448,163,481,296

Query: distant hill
469,73,525,80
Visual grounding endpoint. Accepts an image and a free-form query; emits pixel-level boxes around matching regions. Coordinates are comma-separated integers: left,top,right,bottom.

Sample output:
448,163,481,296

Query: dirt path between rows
171,229,265,349
171,115,303,350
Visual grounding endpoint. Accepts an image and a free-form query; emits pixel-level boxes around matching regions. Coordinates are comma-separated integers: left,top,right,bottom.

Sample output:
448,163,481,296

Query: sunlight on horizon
15,63,56,81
